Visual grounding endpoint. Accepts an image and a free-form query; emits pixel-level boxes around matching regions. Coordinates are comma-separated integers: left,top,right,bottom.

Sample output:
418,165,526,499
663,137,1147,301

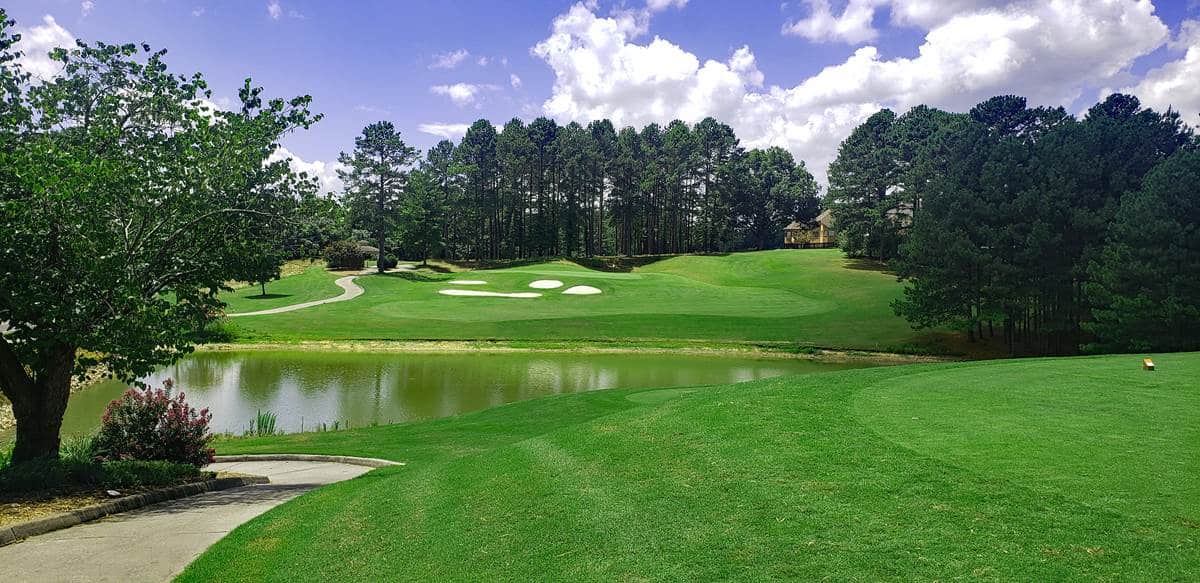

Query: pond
25,351,877,438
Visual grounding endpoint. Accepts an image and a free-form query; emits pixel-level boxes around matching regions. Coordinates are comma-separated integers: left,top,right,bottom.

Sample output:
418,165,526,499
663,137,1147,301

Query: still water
45,350,871,436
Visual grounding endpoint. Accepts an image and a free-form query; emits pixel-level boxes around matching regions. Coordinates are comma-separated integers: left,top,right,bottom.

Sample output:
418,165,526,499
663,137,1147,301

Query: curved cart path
226,275,363,317
0,459,374,582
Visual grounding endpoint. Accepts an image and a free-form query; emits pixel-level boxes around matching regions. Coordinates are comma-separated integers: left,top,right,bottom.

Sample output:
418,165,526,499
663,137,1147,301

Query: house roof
785,210,835,231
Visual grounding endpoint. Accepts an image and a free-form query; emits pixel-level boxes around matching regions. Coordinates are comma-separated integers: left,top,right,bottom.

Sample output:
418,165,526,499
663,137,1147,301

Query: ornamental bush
323,240,366,270
92,380,215,466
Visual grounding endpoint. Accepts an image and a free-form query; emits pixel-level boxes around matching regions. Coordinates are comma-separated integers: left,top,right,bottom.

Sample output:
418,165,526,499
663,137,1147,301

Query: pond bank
198,340,958,364
0,365,109,435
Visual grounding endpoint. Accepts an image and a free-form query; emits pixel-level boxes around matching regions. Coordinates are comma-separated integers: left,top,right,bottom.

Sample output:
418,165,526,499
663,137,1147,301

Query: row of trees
828,94,1199,354
335,117,822,265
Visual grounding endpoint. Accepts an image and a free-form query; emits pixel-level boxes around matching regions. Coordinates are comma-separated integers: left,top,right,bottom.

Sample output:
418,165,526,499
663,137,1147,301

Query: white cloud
192,6,206,17
418,122,471,140
784,0,1009,44
1118,19,1200,123
267,1,282,20
354,104,392,115
430,83,499,107
14,15,75,80
429,49,470,70
510,73,523,89
784,0,878,44
268,147,344,195
477,56,490,66
646,0,688,11
533,1,1169,182
80,1,94,17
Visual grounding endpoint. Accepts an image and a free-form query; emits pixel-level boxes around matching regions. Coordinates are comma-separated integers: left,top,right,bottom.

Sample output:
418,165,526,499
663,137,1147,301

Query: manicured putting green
181,352,1199,581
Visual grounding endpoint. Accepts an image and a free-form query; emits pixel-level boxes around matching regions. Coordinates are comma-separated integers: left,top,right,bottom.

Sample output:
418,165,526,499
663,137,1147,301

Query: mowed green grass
224,250,945,352
221,264,346,313
181,352,1199,581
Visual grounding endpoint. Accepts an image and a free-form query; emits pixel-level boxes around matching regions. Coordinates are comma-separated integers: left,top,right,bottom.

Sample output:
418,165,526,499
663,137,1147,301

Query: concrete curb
212,454,404,468
0,475,269,547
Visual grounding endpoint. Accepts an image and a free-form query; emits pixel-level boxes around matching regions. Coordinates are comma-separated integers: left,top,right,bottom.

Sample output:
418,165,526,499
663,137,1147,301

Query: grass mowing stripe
181,354,1198,581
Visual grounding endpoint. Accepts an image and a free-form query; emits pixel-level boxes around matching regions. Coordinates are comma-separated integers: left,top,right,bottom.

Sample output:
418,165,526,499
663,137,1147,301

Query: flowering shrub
92,379,215,466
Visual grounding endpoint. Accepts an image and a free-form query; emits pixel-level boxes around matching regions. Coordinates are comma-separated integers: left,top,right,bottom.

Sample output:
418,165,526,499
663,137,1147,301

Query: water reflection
48,351,871,436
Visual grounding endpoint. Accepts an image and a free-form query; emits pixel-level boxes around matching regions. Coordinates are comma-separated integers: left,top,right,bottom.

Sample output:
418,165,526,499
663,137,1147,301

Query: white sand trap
448,280,488,285
528,279,564,289
439,289,541,298
562,285,602,295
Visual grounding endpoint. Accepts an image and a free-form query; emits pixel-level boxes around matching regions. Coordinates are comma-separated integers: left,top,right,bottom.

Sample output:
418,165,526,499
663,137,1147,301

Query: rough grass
223,250,956,354
180,352,1199,581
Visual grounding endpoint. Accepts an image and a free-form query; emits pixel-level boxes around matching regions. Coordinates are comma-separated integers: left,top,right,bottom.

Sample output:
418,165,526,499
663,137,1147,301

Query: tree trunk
376,228,386,274
260,282,267,296
1,339,76,463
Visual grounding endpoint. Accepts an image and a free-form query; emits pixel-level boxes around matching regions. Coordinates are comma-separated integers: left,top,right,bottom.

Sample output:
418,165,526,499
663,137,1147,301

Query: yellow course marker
1143,357,1155,371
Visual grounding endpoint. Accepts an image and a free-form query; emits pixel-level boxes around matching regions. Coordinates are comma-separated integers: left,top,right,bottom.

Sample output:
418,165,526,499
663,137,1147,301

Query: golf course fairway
221,250,954,354
179,351,1199,581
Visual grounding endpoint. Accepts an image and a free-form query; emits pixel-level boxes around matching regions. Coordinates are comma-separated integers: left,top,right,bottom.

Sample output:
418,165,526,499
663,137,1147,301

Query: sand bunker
448,280,487,285
439,289,541,298
528,280,564,289
562,285,602,295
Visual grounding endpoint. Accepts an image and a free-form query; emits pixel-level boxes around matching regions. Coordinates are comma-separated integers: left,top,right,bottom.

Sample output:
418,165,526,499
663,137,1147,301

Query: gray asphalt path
0,460,372,582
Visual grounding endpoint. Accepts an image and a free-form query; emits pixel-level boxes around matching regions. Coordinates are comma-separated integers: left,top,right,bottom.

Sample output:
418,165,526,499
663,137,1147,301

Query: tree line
827,94,1200,355
324,117,821,268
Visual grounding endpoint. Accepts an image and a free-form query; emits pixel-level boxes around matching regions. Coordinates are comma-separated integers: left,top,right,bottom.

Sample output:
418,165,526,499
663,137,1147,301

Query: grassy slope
226,250,949,353
220,264,345,313
181,352,1199,581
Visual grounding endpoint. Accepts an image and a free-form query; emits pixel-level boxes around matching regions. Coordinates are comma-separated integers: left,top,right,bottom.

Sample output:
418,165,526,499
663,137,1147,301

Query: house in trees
784,210,836,248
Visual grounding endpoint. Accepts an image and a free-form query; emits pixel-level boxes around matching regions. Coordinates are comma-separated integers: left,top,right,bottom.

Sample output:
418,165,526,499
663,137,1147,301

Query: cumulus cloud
81,1,94,17
533,1,1169,182
267,1,282,20
430,83,499,107
418,122,472,140
510,73,523,89
429,49,470,70
268,147,344,195
784,0,1010,44
14,15,75,80
783,0,878,44
1118,19,1200,124
192,6,206,17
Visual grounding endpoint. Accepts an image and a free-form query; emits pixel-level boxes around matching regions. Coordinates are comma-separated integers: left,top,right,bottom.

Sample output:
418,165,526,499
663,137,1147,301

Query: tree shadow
841,258,896,275
245,294,292,300
573,253,728,272
382,271,452,283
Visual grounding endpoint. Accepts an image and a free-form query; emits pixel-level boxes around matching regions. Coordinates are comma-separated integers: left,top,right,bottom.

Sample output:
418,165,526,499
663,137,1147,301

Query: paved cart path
0,460,372,582
226,276,364,317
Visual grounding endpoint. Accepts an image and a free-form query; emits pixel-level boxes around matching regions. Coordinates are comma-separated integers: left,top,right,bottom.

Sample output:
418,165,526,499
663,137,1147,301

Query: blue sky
8,1,1200,188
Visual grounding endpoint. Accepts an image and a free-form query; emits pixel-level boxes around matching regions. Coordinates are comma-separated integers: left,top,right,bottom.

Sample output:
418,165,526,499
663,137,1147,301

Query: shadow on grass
382,271,453,283
244,294,292,301
574,252,730,272
841,257,896,275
